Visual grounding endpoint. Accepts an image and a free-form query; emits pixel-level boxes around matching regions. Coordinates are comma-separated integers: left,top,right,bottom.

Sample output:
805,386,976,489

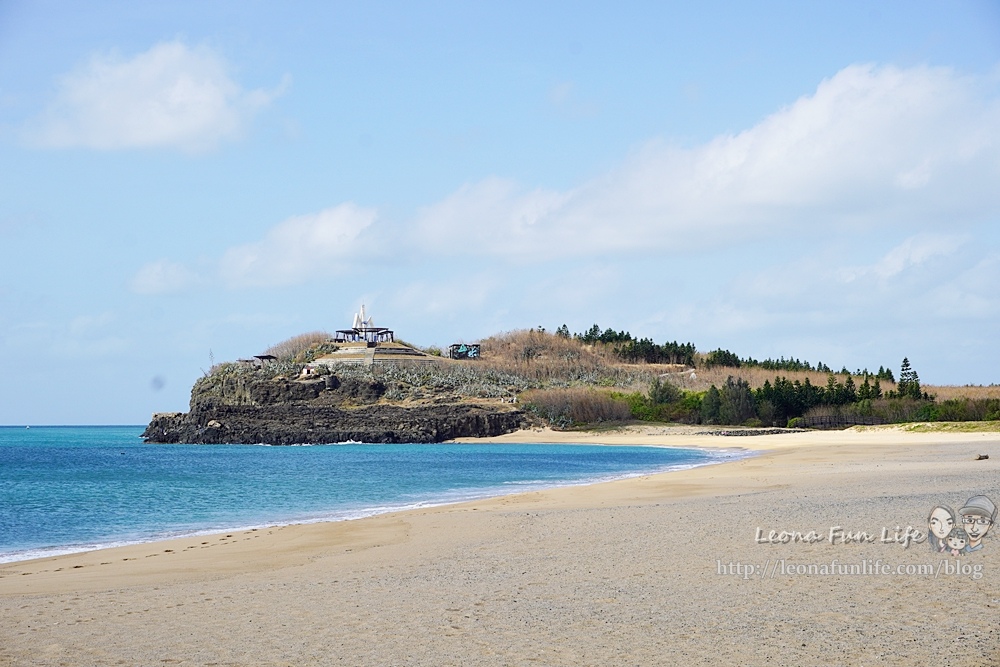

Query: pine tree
701,385,722,424
719,376,755,424
579,324,601,344
897,357,922,400
877,365,895,383
825,374,839,404
858,376,873,401
843,375,857,403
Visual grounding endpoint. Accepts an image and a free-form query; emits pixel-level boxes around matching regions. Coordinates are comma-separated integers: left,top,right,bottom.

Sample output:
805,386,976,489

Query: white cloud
27,41,285,151
837,233,967,283
415,64,1000,259
548,81,599,118
33,312,133,360
0,213,41,237
129,204,376,294
549,82,575,106
130,259,202,295
728,234,969,318
415,178,571,260
689,232,990,356
68,311,115,335
56,336,131,359
390,274,502,317
925,253,1000,319
219,204,376,288
869,233,966,279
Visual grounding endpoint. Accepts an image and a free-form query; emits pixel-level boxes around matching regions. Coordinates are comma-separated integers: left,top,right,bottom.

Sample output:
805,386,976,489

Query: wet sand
1,426,998,666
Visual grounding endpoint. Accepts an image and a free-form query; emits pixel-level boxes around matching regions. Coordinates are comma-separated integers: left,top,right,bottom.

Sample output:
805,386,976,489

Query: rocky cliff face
142,368,526,445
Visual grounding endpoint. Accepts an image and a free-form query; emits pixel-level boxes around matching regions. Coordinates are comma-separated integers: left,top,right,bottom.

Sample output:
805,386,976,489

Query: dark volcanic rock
143,403,525,445
143,370,525,444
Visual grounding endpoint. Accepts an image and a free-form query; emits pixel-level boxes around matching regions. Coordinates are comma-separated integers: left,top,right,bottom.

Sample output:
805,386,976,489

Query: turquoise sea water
0,426,744,563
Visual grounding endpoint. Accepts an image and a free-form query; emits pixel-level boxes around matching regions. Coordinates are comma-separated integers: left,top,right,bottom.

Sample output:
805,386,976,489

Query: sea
0,425,745,564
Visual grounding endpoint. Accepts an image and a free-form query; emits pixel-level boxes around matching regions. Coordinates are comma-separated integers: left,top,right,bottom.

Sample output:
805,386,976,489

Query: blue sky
2,1,999,424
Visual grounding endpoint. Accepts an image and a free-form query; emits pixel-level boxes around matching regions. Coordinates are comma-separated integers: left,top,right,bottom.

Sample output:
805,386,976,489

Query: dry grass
479,329,615,368
253,328,998,407
923,385,1000,400
656,365,890,394
898,421,1000,433
474,330,908,396
474,330,657,389
263,331,333,362
682,369,996,402
521,387,632,427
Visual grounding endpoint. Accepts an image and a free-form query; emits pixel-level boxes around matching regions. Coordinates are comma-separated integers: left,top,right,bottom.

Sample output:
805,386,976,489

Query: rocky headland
142,361,527,445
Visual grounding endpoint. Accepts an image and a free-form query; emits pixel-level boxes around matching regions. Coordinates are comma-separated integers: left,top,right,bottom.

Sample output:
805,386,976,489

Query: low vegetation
204,326,999,430
898,421,1000,433
263,331,332,362
520,388,632,428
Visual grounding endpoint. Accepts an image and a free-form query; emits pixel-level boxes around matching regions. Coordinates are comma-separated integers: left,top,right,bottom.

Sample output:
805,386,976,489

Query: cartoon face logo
958,495,996,553
945,527,968,555
928,505,955,547
932,495,996,555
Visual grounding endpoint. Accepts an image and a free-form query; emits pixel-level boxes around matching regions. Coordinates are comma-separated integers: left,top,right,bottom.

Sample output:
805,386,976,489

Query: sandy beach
1,426,998,666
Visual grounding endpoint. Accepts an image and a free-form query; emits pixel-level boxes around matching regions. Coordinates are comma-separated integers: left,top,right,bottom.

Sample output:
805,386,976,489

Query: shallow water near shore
0,425,744,563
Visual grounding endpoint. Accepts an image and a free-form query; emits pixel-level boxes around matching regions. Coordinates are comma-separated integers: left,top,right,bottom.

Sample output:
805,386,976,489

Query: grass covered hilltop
145,325,1000,444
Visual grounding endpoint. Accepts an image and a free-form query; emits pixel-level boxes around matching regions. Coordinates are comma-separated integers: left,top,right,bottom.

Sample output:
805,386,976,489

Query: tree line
557,324,696,366
606,358,974,428
560,323,896,379
702,347,897,382
700,358,931,425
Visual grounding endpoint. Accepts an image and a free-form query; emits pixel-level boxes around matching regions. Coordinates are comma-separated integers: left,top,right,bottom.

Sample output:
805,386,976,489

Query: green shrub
719,376,755,424
649,378,681,405
701,385,722,424
609,391,650,420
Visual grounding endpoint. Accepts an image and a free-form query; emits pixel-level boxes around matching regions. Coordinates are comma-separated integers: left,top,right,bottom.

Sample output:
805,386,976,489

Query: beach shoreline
0,431,744,567
2,425,999,665
0,422,872,568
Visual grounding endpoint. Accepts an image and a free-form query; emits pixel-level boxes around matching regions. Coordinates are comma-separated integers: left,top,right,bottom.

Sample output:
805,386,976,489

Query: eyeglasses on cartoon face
962,516,993,526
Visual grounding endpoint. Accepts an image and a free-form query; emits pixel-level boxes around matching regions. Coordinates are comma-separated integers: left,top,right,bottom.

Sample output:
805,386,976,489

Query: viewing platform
312,305,434,368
